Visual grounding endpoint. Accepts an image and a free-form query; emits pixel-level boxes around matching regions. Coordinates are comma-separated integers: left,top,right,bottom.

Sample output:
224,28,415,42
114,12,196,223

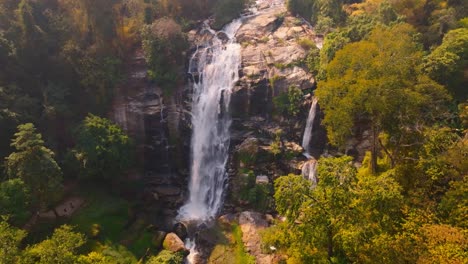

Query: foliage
316,24,451,172
0,218,26,264
423,28,468,99
273,86,303,116
438,177,468,228
269,130,283,156
141,18,188,91
287,0,346,25
0,179,30,225
146,250,185,264
297,38,315,50
237,172,273,212
212,0,247,29
22,225,86,264
4,123,62,210
305,44,321,75
72,114,133,180
264,156,407,262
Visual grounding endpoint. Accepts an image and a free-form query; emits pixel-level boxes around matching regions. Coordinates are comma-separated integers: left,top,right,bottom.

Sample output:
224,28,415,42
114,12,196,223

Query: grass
71,186,155,258
232,224,256,264
207,223,255,264
70,190,129,244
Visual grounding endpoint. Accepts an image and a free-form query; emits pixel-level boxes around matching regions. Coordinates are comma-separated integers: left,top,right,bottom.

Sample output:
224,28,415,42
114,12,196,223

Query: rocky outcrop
232,4,317,119
110,47,192,228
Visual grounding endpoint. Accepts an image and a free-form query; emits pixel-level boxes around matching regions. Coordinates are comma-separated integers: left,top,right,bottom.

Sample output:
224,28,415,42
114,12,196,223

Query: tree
141,18,187,91
438,177,468,228
264,156,405,262
0,218,26,264
0,178,30,225
265,156,357,262
315,24,451,173
72,114,133,180
423,28,468,99
22,225,86,264
4,123,62,210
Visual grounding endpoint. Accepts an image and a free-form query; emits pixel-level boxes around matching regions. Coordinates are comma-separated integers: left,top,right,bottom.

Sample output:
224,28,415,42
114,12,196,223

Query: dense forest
0,0,466,263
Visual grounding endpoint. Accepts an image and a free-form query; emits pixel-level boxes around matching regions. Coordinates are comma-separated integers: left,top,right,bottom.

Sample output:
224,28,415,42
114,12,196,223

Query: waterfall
302,97,318,155
301,159,318,186
178,19,243,221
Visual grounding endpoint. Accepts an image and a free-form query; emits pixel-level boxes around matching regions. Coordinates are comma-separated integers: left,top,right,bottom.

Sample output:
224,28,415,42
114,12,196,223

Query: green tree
0,218,26,264
438,177,468,228
264,156,405,262
0,179,30,225
141,18,187,91
22,225,86,264
316,24,451,173
4,123,62,210
423,28,468,99
72,114,133,180
212,0,247,29
265,156,357,262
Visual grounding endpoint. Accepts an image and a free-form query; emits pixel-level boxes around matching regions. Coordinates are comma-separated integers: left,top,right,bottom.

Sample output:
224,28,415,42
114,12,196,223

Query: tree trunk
370,125,378,174
327,226,333,261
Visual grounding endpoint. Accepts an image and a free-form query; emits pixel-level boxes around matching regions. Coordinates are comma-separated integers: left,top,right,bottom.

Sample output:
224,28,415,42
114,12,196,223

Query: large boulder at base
163,233,189,253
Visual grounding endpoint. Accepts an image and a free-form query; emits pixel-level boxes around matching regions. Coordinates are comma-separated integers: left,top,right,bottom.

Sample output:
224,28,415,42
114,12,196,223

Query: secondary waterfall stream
302,97,318,155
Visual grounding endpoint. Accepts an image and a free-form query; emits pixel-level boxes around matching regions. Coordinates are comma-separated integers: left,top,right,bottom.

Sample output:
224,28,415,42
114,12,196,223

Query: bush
297,38,315,50
147,250,185,264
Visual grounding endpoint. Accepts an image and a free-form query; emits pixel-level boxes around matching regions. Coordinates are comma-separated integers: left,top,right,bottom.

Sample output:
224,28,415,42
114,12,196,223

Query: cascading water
178,19,243,221
301,159,318,186
302,97,318,156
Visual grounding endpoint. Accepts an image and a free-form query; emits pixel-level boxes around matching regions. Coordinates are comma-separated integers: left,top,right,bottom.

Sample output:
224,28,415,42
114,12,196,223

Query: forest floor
24,183,154,260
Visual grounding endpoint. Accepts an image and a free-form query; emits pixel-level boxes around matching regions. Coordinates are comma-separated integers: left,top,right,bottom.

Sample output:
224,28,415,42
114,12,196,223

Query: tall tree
71,114,133,180
315,24,451,173
4,123,62,210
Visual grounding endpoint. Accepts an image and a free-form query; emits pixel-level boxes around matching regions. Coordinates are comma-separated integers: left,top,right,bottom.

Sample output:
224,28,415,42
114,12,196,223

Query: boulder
256,175,269,184
162,233,188,253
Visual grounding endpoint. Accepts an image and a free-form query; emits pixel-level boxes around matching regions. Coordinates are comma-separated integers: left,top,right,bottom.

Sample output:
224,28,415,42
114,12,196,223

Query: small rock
265,214,275,224
218,213,237,227
163,233,188,253
256,175,269,184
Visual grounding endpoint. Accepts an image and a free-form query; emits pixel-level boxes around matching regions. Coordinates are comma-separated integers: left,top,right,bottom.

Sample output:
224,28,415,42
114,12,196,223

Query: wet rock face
110,47,192,222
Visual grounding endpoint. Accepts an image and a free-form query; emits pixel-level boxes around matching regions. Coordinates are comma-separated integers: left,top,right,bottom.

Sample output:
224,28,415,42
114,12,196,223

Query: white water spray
178,20,243,221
